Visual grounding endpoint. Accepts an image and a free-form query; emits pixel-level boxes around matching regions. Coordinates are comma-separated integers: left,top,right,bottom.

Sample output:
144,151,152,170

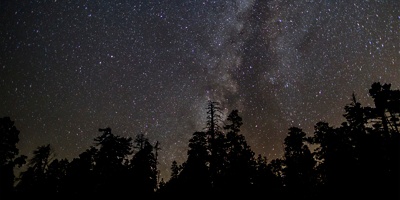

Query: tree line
0,82,399,198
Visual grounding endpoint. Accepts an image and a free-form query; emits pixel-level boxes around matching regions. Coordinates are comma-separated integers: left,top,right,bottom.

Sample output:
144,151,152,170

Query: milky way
1,0,399,180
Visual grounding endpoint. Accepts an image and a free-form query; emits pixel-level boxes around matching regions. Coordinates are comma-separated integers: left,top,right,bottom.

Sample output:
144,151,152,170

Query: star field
1,0,399,180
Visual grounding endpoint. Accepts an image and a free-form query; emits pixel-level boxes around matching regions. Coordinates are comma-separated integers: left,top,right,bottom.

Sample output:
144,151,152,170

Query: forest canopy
0,82,399,199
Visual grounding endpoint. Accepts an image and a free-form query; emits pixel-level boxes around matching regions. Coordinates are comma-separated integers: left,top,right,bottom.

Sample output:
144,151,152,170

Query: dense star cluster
1,1,399,180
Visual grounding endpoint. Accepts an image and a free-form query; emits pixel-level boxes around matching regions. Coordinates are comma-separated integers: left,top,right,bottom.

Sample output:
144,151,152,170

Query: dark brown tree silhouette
15,144,54,196
282,127,316,200
216,109,256,196
129,133,159,197
0,117,26,195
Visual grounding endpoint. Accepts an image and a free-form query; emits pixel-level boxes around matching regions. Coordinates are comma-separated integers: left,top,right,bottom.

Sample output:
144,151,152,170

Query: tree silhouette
253,155,283,198
156,160,182,197
205,100,224,186
170,160,181,180
93,127,133,196
129,133,159,197
282,127,316,199
15,144,54,196
343,92,370,132
369,82,400,133
0,117,26,195
308,83,400,199
365,82,399,198
216,109,256,196
178,131,212,197
64,146,98,196
1,82,398,198
45,158,69,195
154,140,161,184
310,121,356,198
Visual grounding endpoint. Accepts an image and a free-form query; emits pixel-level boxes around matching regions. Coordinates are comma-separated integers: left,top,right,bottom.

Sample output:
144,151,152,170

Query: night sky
1,0,399,180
